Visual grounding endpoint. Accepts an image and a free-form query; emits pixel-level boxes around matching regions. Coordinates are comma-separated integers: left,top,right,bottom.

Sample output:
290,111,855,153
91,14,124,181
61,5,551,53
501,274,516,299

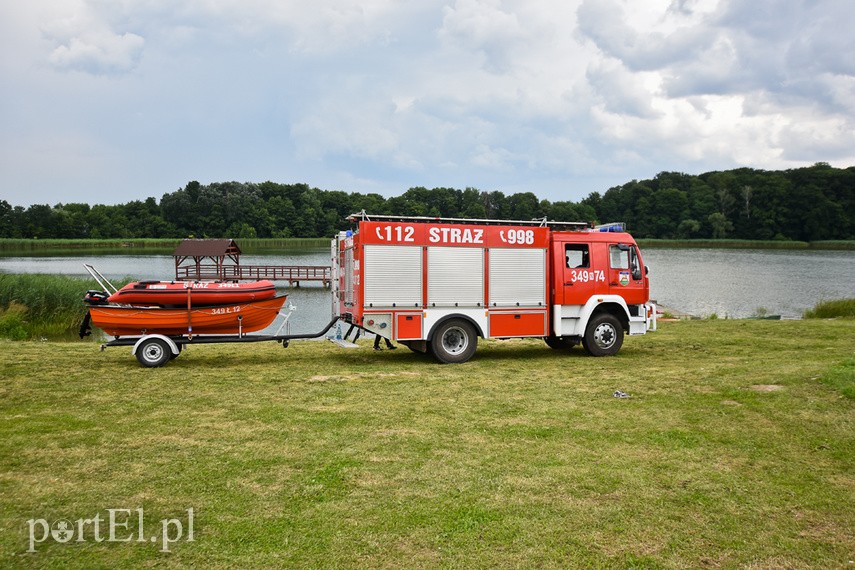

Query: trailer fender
132,334,180,357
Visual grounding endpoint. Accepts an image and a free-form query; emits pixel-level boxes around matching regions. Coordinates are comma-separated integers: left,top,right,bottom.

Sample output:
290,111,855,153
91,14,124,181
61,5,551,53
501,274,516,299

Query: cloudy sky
2,0,853,207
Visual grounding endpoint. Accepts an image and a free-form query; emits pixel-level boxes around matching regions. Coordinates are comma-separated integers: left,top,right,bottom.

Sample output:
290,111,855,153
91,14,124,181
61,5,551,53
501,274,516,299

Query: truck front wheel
583,313,623,357
430,319,477,364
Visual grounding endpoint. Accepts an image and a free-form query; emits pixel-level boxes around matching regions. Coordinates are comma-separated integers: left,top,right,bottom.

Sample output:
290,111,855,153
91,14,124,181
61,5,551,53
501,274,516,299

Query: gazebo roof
172,239,241,257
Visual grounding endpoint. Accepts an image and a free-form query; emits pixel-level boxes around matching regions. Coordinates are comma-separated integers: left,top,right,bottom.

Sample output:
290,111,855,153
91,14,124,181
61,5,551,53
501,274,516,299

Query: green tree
460,188,486,218
708,212,733,239
505,192,540,220
0,200,14,237
677,219,701,238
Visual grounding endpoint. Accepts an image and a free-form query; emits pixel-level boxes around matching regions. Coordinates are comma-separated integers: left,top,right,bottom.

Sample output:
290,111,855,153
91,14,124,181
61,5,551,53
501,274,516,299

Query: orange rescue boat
87,295,287,337
107,279,276,306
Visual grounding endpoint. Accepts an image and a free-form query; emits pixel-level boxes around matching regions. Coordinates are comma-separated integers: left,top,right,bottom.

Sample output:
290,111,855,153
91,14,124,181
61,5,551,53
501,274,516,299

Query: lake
1,248,853,329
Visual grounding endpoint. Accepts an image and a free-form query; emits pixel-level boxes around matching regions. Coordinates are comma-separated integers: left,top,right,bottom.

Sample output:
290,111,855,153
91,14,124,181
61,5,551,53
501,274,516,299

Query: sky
1,0,854,208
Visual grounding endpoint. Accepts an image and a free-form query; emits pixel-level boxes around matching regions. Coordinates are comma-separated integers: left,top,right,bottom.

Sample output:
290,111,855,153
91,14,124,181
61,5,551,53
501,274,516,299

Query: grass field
1,320,853,568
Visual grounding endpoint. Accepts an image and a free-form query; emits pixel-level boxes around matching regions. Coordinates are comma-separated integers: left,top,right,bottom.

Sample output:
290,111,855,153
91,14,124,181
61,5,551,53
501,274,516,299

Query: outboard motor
80,290,109,338
83,290,110,305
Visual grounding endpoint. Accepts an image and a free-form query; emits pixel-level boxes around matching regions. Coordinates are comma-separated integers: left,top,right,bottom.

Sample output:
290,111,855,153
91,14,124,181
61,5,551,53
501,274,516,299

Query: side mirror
645,265,649,276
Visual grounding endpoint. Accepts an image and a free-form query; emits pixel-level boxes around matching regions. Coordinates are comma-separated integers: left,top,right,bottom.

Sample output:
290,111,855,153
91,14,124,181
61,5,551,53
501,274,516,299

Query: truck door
557,242,602,305
607,243,647,304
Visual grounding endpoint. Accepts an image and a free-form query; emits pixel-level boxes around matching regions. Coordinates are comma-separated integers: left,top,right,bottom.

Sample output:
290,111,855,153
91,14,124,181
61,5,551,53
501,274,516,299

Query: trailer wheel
430,319,477,364
136,338,172,368
545,336,576,350
583,313,623,357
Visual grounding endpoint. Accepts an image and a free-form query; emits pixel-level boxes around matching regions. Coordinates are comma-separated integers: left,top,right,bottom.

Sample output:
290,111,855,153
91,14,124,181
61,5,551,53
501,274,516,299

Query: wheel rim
592,322,617,350
143,343,164,363
442,326,469,355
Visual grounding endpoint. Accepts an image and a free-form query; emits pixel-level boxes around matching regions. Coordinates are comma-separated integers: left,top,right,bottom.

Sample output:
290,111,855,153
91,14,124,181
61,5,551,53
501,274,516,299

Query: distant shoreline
0,237,330,256
1,237,853,256
637,239,855,250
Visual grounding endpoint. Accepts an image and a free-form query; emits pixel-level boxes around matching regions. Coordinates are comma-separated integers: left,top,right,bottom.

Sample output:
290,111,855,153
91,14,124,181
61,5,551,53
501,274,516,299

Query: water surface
2,248,853,322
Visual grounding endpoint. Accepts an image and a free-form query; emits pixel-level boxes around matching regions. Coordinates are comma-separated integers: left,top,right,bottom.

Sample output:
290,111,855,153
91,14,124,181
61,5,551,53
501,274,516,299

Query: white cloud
586,61,660,118
48,31,144,74
41,1,144,74
438,0,525,72
577,0,716,71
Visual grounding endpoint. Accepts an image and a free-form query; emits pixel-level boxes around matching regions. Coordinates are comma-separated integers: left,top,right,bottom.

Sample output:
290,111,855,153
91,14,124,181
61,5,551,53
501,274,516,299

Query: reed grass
0,238,180,255
0,274,106,340
803,298,855,319
638,238,855,250
231,237,330,251
637,238,811,249
809,240,855,250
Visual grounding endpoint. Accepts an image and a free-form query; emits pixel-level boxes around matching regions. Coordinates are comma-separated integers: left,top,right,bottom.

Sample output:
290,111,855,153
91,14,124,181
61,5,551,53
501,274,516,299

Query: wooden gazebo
173,239,241,281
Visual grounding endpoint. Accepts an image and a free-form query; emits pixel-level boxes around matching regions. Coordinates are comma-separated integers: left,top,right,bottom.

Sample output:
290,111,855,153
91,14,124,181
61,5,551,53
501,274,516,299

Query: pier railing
176,264,331,286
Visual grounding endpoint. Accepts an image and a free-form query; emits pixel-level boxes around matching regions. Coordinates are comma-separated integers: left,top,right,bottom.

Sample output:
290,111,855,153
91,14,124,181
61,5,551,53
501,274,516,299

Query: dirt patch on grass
308,371,421,383
749,384,785,392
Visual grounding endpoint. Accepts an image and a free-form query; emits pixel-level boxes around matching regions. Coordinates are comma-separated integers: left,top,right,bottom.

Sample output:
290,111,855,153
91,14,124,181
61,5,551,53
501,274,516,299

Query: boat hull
89,295,287,337
107,280,276,306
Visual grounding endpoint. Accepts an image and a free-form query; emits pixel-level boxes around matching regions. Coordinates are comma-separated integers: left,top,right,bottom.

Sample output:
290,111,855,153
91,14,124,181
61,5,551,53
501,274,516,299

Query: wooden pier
171,238,331,286
176,264,331,287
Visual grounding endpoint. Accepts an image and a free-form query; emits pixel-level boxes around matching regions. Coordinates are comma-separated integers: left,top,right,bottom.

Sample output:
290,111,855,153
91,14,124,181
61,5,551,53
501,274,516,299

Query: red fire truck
332,213,656,363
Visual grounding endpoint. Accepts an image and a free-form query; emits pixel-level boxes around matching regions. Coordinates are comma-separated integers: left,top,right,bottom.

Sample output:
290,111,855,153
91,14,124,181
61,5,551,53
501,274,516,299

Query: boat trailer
82,263,344,368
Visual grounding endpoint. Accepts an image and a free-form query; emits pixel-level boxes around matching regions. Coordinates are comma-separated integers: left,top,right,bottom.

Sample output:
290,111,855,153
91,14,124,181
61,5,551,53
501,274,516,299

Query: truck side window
565,244,589,268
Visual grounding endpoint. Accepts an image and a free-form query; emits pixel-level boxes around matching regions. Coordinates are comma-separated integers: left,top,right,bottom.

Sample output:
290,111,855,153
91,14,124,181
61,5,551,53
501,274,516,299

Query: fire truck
332,213,656,363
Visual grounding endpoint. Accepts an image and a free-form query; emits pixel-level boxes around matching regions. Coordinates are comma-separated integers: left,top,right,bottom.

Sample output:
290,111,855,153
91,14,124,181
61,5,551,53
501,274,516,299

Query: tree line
1,163,852,241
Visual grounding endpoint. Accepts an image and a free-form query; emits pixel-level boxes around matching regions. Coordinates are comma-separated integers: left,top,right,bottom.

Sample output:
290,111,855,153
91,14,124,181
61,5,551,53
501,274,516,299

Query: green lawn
1,319,853,568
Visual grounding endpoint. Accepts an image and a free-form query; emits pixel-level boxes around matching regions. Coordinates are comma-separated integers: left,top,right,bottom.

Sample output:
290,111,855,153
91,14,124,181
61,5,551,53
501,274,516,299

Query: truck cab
550,230,653,356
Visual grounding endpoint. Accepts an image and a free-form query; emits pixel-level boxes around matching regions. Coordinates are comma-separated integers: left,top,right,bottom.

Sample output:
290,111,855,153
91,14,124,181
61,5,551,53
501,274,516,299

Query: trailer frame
98,310,343,367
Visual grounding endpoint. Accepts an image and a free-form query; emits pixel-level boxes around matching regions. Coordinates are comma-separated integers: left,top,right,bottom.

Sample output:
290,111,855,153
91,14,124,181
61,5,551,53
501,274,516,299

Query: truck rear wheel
430,319,477,364
583,313,623,357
